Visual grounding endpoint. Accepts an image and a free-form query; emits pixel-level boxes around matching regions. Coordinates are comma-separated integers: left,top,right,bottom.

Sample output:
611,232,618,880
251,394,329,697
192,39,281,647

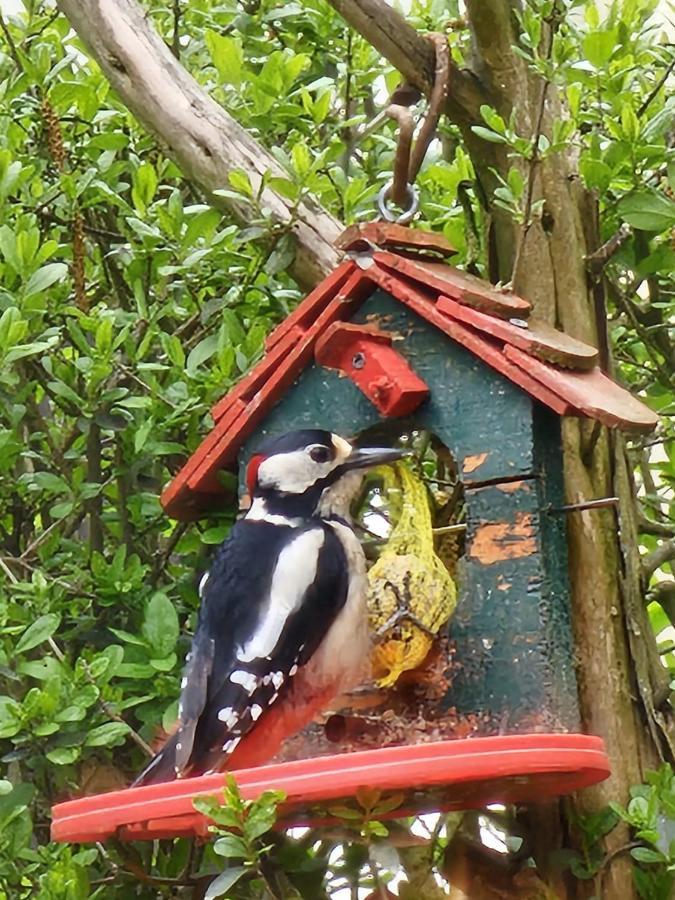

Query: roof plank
364,264,574,417
437,295,598,370
374,251,531,319
503,346,658,433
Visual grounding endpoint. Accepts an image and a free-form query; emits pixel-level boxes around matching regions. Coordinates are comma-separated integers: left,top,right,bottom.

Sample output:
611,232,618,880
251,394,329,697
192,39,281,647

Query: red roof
162,225,657,519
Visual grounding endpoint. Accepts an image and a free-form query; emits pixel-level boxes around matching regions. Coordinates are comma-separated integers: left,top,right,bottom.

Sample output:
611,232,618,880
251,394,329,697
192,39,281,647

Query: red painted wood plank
211,326,304,423
437,295,598,371
335,222,457,258
503,346,659,432
315,321,429,416
264,259,355,353
186,291,366,494
161,399,248,516
363,264,574,417
210,267,371,424
374,251,531,319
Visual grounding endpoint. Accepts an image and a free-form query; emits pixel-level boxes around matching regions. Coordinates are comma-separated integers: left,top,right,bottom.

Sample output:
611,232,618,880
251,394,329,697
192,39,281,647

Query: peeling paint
467,513,536,564
497,479,530,493
463,452,489,474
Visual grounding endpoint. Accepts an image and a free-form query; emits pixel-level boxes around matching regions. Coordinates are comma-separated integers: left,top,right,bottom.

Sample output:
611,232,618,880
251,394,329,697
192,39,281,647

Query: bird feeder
52,222,657,844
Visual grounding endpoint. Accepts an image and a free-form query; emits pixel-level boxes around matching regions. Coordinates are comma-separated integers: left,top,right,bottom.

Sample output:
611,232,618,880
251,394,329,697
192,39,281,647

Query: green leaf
46,746,81,765
204,867,248,900
15,614,61,654
205,31,244,86
85,721,131,747
471,126,508,144
131,161,158,213
228,169,253,198
264,233,296,276
24,263,68,298
142,592,179,658
630,846,664,864
619,190,675,232
583,29,617,68
213,833,249,858
186,335,219,375
0,696,22,738
579,157,612,193
479,104,506,134
620,103,640,143
291,142,311,178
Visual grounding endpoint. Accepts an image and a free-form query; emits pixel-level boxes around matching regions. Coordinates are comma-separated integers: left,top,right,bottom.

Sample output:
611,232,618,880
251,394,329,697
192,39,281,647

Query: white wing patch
230,670,258,693
198,571,209,598
218,706,239,729
237,528,325,662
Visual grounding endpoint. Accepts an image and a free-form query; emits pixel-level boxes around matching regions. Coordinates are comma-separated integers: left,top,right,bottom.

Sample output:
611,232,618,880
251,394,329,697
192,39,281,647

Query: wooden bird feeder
52,223,657,844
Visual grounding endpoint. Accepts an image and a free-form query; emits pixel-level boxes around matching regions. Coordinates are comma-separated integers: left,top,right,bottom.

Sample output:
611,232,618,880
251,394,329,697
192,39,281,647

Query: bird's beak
343,445,408,471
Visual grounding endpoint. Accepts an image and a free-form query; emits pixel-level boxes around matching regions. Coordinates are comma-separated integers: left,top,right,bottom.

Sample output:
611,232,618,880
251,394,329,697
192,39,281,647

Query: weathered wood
55,0,341,290
314,321,429,416
263,261,357,354
336,222,457,258
184,289,367,497
324,0,486,129
504,346,659,433
374,251,532,318
238,291,580,735
362,265,573,417
437,294,599,370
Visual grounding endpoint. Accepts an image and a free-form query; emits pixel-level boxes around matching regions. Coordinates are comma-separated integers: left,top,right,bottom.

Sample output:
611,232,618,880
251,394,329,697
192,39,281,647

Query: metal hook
377,180,420,224
374,33,450,225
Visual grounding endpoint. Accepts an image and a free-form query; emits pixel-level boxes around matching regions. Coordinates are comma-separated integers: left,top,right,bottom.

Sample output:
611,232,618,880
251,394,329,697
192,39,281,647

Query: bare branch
324,0,486,129
55,0,341,288
642,539,675,580
639,513,675,538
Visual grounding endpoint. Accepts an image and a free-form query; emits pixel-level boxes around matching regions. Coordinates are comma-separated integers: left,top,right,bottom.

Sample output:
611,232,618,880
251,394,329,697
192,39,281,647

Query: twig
638,513,675,538
585,223,633,277
511,17,557,289
0,556,18,584
642,539,675,580
171,0,181,59
0,10,24,70
80,657,154,756
594,841,641,898
152,521,189,583
637,52,675,116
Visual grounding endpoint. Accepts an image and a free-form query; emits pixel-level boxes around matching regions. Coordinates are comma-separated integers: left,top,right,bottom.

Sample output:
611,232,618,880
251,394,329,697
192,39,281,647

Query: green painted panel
449,478,579,731
236,289,579,737
240,291,535,485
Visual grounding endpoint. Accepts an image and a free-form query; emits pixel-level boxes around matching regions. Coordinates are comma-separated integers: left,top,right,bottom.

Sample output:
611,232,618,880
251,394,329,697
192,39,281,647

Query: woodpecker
133,429,403,786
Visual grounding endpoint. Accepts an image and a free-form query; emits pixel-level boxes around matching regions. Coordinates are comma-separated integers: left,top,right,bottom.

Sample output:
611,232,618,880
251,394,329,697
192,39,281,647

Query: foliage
0,0,672,896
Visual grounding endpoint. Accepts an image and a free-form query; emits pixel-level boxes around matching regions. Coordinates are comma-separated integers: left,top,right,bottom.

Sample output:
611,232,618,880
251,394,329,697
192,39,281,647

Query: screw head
352,352,366,369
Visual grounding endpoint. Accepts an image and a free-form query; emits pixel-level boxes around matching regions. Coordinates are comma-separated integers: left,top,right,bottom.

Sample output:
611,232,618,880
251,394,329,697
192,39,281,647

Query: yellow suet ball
366,462,457,687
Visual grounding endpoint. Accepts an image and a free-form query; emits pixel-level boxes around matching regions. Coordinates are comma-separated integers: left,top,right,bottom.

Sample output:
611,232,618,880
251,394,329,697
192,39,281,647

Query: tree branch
642,539,675,580
324,0,486,129
55,0,341,289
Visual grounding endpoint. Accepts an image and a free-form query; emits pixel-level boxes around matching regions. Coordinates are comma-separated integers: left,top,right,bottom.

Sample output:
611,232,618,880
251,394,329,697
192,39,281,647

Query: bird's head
244,429,404,521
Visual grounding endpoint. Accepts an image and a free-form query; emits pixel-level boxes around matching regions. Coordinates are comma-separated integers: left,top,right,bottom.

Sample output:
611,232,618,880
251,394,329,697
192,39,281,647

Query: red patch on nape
246,454,266,496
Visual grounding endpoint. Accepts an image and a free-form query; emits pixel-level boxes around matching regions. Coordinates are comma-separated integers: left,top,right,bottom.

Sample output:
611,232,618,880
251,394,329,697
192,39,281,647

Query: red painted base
51,734,610,843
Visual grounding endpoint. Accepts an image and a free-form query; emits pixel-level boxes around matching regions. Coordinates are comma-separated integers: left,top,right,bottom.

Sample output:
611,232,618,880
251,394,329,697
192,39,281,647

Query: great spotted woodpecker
133,429,403,785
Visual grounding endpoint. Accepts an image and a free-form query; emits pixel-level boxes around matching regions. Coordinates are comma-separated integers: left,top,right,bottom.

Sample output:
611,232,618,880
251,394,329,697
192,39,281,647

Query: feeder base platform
51,733,610,843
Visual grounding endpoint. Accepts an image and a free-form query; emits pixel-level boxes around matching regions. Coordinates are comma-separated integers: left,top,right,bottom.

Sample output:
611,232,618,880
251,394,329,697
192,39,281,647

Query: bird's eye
309,445,331,463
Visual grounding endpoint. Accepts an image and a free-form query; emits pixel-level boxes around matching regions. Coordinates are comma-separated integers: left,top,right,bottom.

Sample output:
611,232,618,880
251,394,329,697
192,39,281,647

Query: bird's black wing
133,519,349,785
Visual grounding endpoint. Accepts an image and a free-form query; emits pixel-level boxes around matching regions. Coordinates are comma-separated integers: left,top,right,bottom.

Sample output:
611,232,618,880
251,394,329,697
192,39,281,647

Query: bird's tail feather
131,733,179,787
